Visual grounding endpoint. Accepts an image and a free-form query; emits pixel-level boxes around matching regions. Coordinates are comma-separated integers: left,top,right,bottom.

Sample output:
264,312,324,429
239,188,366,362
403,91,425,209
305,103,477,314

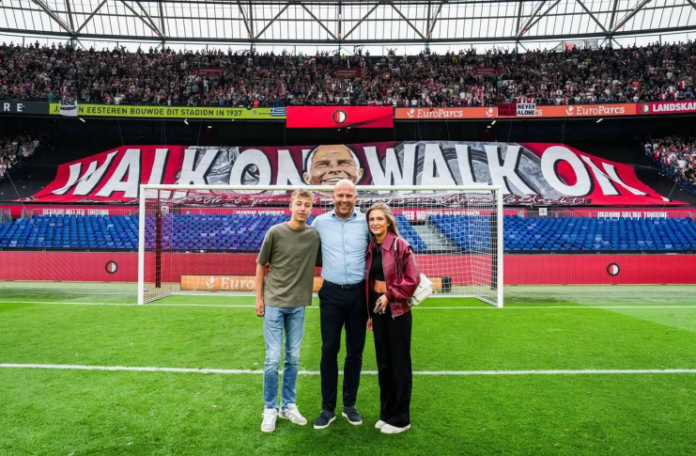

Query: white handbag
394,237,433,306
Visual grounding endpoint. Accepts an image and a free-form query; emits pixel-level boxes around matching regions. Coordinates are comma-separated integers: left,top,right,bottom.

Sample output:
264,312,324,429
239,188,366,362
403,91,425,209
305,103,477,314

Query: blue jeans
263,305,306,410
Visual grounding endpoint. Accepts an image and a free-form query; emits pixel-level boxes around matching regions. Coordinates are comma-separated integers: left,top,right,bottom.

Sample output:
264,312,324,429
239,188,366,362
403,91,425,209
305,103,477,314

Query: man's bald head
333,179,355,194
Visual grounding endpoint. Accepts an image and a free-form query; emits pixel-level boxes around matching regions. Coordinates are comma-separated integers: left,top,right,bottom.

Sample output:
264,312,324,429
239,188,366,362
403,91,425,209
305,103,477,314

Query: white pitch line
1,363,696,376
418,306,696,310
0,301,140,307
1,301,696,310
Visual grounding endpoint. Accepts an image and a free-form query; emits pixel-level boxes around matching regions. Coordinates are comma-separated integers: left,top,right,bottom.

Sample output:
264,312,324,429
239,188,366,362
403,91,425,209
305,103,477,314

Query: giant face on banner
28,141,685,206
303,145,365,186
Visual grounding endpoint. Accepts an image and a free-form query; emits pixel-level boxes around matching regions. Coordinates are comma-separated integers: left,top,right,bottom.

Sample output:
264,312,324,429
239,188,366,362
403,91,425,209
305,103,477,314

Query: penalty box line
1,364,696,376
1,301,696,310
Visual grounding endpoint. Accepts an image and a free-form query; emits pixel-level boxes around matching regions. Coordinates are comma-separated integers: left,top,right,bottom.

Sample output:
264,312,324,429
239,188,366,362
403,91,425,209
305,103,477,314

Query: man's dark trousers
318,283,368,412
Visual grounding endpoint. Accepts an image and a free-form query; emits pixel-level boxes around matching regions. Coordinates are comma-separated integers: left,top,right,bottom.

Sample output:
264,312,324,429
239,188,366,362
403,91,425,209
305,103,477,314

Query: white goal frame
138,184,503,307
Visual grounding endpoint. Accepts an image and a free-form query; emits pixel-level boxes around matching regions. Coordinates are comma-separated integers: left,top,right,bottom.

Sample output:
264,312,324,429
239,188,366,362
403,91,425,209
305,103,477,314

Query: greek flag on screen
270,107,286,117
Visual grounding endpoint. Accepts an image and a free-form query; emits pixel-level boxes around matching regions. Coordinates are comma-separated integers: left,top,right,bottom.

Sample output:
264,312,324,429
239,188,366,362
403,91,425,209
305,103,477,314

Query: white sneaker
381,423,411,434
279,403,308,425
375,420,386,430
261,408,277,433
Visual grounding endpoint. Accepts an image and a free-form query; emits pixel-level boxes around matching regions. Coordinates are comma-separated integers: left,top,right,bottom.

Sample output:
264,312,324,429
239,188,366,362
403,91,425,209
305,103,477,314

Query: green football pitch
1,283,696,456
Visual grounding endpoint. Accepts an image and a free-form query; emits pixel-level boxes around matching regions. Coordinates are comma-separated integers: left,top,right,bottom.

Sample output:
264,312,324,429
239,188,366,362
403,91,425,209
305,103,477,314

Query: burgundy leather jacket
365,231,421,318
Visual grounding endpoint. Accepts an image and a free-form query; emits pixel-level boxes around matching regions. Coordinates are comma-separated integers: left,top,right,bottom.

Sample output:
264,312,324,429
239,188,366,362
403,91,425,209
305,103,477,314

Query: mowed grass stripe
0,283,695,307
2,303,696,372
1,369,695,456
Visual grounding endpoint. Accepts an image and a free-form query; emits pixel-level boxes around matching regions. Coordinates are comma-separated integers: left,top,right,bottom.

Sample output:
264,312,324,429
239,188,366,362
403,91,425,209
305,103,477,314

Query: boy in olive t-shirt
255,189,320,433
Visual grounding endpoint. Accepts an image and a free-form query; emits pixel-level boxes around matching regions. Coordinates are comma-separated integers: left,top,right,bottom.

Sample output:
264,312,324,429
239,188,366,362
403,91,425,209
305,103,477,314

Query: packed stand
1,40,695,107
0,135,40,183
644,137,696,193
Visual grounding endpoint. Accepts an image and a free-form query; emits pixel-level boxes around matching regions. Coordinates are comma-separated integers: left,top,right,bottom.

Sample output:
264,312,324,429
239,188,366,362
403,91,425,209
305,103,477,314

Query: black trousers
370,291,413,428
319,284,368,412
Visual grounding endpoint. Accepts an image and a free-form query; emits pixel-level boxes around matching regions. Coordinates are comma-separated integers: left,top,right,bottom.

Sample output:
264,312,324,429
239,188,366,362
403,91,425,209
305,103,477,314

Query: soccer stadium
2,0,696,454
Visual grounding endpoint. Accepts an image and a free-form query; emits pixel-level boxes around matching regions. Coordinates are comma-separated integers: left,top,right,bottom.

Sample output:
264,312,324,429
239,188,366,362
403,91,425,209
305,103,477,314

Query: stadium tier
504,215,696,251
2,213,695,252
1,41,695,107
0,214,139,249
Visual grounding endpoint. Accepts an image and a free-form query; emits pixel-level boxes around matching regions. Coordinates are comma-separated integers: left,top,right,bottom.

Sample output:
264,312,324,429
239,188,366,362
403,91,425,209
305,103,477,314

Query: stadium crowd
645,137,696,192
0,135,40,183
0,40,694,107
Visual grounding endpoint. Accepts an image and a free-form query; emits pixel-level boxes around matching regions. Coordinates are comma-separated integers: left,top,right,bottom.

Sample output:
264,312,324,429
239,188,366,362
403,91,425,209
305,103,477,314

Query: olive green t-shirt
256,222,321,308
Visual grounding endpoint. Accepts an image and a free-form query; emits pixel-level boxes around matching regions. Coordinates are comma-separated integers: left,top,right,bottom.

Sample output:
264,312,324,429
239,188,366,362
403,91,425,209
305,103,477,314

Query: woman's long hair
365,202,401,238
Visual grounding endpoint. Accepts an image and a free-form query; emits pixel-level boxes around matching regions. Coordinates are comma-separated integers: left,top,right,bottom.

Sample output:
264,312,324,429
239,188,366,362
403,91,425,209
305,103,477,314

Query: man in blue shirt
311,179,369,429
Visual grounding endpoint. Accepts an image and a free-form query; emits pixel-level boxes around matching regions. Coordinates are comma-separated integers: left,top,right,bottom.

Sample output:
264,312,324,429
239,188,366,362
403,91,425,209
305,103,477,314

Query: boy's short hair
291,189,314,203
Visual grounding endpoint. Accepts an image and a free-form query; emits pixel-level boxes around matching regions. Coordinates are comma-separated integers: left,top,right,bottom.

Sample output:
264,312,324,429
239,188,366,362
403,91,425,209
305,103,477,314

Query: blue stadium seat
1,212,695,253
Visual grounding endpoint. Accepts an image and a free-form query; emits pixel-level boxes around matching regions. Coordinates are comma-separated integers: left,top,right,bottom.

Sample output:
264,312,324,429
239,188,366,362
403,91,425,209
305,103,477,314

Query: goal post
138,184,503,307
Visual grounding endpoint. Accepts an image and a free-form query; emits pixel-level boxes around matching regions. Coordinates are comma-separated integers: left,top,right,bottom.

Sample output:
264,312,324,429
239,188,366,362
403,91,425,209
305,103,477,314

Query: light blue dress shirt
312,208,369,285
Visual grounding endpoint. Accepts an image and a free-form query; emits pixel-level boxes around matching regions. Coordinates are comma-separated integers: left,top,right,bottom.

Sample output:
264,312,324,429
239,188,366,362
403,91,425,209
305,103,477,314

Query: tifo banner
637,101,696,115
48,104,285,120
27,141,682,206
286,106,393,128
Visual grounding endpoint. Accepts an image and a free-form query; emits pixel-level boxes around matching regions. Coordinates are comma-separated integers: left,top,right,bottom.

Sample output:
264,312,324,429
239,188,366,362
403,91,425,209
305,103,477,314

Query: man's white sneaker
381,423,411,434
375,420,387,430
261,408,277,433
279,404,308,425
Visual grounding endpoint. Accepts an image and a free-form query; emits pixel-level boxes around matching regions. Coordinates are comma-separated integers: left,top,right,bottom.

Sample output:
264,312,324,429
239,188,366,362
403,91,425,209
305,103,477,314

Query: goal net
138,185,503,307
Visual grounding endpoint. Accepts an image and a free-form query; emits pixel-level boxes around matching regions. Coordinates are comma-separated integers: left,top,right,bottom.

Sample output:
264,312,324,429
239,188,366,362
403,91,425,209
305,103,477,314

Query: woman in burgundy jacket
364,202,421,435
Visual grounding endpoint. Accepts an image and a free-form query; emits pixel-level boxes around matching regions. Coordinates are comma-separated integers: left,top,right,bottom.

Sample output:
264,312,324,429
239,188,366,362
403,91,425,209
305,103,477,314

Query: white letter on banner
421,143,456,187
52,164,82,195
230,149,272,191
484,145,534,195
580,156,647,196
602,161,647,196
178,148,219,185
540,146,592,196
147,148,170,185
96,149,141,198
53,151,118,196
364,145,416,191
454,145,476,185
275,149,304,185
301,149,312,171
